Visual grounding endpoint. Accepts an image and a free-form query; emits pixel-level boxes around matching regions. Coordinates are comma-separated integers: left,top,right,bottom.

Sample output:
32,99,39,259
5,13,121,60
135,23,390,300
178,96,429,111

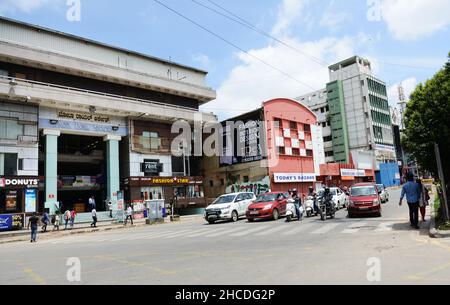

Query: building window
209,180,214,187
323,136,333,142
243,176,249,183
0,118,24,140
0,153,18,176
220,179,225,186
292,148,300,156
274,118,282,129
304,124,311,133
278,147,285,155
325,151,334,157
290,121,297,130
306,150,313,157
325,106,330,112
142,131,160,150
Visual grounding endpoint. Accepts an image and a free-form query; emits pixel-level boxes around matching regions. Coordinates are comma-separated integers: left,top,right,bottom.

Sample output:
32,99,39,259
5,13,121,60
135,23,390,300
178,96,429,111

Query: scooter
286,199,304,222
305,196,317,218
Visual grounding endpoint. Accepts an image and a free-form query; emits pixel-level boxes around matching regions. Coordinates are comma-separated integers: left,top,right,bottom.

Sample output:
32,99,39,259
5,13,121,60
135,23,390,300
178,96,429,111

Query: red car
246,192,288,221
348,183,382,218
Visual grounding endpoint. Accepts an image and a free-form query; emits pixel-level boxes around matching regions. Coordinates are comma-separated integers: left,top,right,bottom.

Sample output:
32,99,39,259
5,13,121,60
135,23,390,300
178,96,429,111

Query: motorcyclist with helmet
323,187,334,210
291,188,302,220
308,186,319,214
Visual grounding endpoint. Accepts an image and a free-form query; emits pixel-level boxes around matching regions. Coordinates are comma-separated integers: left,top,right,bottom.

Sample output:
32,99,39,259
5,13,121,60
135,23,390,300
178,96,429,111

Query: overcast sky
1,0,449,119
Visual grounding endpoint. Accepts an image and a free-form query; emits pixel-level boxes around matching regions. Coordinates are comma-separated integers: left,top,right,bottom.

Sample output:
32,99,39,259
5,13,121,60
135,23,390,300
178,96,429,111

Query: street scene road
1,189,449,285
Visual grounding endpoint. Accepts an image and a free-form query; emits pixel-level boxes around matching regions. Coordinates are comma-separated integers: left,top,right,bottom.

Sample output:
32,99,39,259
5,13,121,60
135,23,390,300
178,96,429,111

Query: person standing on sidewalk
41,211,50,233
91,208,97,228
53,213,60,231
124,205,134,226
64,210,71,230
399,173,422,229
70,209,77,229
28,213,40,243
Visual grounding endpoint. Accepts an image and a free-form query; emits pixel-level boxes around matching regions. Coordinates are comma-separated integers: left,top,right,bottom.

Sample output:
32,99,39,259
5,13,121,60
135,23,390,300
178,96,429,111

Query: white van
204,192,256,224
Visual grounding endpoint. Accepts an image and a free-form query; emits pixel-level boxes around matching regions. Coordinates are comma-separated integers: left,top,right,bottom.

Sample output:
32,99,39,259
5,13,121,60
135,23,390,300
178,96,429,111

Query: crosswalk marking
375,222,394,232
229,226,269,237
281,224,315,236
167,228,210,239
342,222,368,234
204,227,245,237
311,223,340,234
254,226,286,236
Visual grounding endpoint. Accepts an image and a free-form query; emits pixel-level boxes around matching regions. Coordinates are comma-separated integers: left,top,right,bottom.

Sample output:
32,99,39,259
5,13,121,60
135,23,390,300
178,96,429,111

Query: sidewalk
0,214,203,244
429,196,450,238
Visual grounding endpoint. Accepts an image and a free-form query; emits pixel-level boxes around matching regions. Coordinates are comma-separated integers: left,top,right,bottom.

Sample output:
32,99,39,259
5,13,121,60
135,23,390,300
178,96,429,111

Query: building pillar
104,135,121,211
43,129,60,215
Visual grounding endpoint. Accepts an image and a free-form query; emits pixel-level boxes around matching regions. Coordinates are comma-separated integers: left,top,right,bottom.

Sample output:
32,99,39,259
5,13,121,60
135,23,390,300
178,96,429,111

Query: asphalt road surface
1,189,450,285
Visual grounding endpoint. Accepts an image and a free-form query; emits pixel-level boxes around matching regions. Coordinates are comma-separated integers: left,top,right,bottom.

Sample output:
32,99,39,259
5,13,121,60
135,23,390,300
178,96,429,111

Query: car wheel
247,218,254,222
272,209,280,221
286,215,292,222
208,220,215,225
231,211,239,222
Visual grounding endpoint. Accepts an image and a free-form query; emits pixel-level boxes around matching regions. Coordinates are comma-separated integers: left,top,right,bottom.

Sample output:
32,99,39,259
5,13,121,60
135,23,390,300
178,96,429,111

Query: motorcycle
286,199,304,222
317,195,336,221
305,196,317,218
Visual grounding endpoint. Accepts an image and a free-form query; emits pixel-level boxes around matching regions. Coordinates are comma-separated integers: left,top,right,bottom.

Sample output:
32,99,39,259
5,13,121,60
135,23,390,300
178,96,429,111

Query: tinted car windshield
212,195,236,205
351,186,377,197
377,185,384,191
255,194,279,202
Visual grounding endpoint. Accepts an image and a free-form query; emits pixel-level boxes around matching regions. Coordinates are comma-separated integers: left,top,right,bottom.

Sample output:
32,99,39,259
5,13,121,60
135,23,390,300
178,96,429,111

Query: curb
429,199,450,238
0,215,203,245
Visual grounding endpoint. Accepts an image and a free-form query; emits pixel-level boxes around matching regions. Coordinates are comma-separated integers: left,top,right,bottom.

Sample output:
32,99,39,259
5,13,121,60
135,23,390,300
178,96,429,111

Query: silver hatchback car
376,184,389,203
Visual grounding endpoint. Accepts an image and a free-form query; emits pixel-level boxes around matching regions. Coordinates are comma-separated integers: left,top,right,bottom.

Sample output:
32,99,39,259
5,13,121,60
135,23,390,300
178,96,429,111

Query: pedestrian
53,213,60,231
41,211,50,233
91,208,97,228
64,210,71,230
28,213,40,243
399,173,422,229
107,200,113,218
70,209,77,229
124,205,134,226
417,180,430,222
89,196,96,211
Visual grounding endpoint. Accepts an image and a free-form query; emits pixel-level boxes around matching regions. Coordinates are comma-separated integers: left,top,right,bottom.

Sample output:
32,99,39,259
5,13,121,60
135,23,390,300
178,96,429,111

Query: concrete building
203,98,325,200
0,17,216,224
296,56,396,177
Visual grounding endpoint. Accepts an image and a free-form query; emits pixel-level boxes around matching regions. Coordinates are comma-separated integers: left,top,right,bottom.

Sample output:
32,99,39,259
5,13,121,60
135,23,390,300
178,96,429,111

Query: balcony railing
0,75,204,113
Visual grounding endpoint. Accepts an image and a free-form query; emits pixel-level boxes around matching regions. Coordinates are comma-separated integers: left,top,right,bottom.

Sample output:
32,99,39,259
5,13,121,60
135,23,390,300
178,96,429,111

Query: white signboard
340,169,366,177
274,173,316,183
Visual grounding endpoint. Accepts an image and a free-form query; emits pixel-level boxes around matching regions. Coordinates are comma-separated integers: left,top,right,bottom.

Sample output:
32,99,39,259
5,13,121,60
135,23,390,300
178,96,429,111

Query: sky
0,0,449,120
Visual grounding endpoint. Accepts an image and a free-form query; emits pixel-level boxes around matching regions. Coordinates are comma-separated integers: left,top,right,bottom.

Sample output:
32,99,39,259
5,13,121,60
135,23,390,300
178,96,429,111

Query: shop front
124,176,206,216
0,176,39,231
318,164,375,189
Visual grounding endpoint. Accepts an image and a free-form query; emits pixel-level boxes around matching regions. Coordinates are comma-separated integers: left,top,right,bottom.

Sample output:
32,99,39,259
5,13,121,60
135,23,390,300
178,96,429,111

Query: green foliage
403,53,450,178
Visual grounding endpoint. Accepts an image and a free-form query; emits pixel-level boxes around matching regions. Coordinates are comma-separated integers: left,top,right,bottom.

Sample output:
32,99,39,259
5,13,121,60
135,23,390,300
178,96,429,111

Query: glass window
0,119,24,140
142,131,160,150
0,153,18,176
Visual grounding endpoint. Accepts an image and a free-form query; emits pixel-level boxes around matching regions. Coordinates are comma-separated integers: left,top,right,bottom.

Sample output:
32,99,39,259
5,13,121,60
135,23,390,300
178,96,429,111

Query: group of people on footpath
399,173,430,229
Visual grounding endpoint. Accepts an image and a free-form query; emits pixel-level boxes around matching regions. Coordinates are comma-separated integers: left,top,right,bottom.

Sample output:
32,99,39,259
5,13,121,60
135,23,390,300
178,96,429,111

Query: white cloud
320,0,349,30
271,0,310,36
192,53,211,69
0,0,62,13
201,36,356,120
387,77,417,108
381,0,450,40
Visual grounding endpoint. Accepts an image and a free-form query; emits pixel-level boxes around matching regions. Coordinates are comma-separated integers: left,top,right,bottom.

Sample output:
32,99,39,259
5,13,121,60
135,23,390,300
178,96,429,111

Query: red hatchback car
246,192,288,222
348,183,382,218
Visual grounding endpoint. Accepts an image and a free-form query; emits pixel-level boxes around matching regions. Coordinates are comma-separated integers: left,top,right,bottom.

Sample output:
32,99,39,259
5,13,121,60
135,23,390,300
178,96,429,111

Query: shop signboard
274,173,317,183
5,190,18,211
0,177,39,189
340,169,366,177
141,160,163,175
25,189,37,213
0,214,24,231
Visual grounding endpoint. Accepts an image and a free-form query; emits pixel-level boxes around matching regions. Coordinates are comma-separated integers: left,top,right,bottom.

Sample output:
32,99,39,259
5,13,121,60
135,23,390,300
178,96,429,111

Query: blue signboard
0,215,12,231
25,189,37,213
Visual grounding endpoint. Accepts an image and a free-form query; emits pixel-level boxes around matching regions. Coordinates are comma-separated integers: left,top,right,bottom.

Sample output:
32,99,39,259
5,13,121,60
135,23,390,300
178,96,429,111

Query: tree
403,53,450,179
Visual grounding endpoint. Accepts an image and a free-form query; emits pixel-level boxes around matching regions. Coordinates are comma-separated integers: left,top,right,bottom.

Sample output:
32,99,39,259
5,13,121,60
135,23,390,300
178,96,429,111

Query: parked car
376,184,389,203
204,192,256,224
317,187,348,210
348,183,382,218
246,192,288,222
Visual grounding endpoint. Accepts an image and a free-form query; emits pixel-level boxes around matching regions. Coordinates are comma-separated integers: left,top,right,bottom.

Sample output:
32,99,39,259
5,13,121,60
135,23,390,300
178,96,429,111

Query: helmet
324,187,330,193
308,186,314,192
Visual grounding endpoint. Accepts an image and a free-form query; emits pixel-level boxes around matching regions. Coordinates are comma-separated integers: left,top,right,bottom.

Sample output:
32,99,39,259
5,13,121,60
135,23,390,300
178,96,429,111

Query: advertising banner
25,189,37,213
274,173,316,183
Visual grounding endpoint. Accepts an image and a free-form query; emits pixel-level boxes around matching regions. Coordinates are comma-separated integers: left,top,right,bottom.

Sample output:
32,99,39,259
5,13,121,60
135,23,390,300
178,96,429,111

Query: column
104,135,121,211
43,129,60,215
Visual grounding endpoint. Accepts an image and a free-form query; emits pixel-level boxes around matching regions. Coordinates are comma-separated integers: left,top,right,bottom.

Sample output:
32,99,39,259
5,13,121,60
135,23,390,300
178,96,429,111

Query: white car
204,192,256,224
318,187,348,210
376,184,389,203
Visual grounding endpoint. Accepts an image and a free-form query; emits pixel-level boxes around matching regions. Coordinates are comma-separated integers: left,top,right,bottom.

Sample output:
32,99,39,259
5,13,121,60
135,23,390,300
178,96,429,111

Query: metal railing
0,75,209,114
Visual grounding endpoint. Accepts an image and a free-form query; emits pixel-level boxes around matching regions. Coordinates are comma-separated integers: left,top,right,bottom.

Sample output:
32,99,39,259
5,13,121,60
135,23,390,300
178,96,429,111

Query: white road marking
254,226,286,236
375,222,394,232
342,222,368,234
281,224,315,236
311,223,340,234
167,228,210,239
203,227,245,237
229,226,269,237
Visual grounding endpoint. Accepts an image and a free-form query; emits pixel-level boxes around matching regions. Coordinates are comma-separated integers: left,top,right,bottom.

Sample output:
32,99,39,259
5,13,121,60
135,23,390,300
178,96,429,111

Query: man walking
124,205,134,226
89,196,96,211
91,208,97,228
399,173,422,229
64,210,71,230
28,213,40,243
70,209,77,229
41,211,49,233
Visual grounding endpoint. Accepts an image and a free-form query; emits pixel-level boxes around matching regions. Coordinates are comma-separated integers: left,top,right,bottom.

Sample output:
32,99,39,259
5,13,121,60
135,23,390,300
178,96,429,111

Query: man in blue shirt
399,173,422,229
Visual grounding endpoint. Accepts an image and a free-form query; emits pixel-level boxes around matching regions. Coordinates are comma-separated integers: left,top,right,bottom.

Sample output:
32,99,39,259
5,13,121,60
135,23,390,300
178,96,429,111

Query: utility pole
398,83,406,131
435,143,449,221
